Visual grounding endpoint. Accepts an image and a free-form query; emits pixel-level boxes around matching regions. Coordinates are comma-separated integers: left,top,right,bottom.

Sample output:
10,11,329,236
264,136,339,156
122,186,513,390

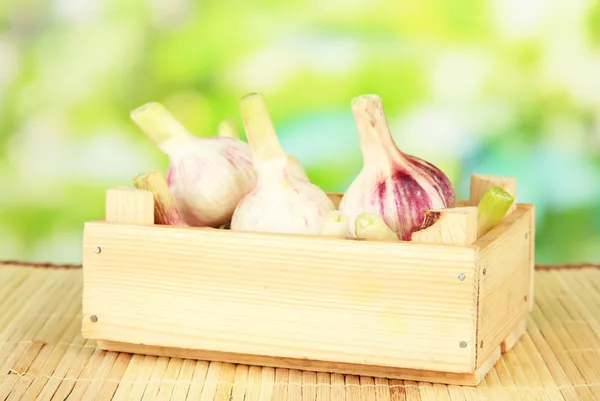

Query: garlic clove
132,169,188,226
320,210,349,238
230,92,335,235
339,94,455,241
355,213,398,241
130,102,258,228
477,186,514,237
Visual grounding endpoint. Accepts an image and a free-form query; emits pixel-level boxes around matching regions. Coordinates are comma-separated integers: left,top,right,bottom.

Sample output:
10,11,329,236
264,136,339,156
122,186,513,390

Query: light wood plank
475,205,533,368
83,221,479,374
411,207,478,246
105,186,154,225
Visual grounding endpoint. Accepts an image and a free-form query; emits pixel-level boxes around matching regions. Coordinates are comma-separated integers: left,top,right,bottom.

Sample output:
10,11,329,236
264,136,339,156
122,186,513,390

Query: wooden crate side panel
474,205,533,367
82,222,479,373
528,204,536,311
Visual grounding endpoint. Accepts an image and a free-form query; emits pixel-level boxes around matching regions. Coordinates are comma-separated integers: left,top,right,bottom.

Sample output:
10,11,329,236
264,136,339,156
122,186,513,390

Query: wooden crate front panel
474,205,534,367
82,222,480,373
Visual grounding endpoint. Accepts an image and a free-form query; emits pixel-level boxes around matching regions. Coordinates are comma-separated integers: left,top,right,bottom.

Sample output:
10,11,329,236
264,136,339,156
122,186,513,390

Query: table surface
0,261,599,401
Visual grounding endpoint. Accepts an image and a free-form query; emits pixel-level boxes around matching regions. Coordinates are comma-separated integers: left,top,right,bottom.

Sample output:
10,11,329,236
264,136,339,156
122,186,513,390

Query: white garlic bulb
130,102,258,228
230,93,335,235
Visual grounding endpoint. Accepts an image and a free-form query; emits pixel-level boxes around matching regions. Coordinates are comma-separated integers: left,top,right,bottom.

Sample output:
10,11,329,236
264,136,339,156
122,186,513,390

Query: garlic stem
217,118,240,140
130,102,192,147
477,186,515,237
320,210,349,238
351,95,401,168
132,169,187,226
355,213,398,241
240,93,286,166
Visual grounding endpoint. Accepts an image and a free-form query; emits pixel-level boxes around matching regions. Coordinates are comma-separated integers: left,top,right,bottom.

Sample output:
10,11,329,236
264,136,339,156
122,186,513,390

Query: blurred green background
0,0,599,264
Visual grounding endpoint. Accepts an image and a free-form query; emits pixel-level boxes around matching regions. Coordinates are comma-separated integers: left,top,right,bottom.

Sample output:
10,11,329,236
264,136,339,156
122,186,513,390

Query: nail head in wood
93,246,101,254
458,273,466,281
482,268,487,275
459,341,467,348
90,315,98,323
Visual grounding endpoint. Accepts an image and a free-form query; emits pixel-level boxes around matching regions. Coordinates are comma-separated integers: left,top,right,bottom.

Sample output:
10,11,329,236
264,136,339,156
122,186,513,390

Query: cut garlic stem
132,169,187,226
351,94,400,169
240,92,286,166
477,186,515,237
217,118,240,140
130,102,192,147
320,210,349,238
355,213,398,241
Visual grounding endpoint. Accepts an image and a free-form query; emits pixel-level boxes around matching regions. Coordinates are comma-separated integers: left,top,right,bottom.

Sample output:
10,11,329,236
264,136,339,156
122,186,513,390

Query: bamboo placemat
1,262,600,401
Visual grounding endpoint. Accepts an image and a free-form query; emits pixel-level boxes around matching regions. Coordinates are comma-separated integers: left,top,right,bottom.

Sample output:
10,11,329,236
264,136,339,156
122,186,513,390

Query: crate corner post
81,186,155,340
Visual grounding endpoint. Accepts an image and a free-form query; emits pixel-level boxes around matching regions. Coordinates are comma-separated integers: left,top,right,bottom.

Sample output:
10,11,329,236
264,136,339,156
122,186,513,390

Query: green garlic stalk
477,186,515,237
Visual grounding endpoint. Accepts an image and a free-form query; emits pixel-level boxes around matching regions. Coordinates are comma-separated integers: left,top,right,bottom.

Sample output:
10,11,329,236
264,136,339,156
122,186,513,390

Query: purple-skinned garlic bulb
338,94,455,240
230,92,335,235
130,102,258,228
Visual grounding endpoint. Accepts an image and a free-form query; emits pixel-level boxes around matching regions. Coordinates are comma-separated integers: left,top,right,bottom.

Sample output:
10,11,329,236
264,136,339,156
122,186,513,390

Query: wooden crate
81,188,535,386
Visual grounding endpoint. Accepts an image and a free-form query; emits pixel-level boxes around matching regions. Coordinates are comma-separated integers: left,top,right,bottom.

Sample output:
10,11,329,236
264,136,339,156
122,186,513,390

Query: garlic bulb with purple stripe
339,94,455,240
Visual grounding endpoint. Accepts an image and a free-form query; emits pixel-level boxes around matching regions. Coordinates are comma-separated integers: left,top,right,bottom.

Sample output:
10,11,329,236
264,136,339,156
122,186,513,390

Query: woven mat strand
1,265,600,400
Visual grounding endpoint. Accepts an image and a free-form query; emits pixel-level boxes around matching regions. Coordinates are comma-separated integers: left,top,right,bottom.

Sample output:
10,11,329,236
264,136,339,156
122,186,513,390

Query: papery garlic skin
339,95,455,240
131,103,258,228
286,155,309,181
230,93,335,235
164,137,257,227
231,162,335,235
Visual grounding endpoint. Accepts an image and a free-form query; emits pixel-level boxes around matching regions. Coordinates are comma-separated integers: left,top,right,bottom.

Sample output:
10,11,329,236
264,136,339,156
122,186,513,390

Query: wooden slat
474,205,533,368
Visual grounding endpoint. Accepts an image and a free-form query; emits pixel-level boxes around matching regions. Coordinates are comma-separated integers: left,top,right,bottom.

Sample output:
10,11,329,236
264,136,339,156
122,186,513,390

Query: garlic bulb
355,213,398,241
132,169,187,226
217,117,309,181
339,94,455,240
130,102,258,228
320,210,349,238
230,93,335,235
